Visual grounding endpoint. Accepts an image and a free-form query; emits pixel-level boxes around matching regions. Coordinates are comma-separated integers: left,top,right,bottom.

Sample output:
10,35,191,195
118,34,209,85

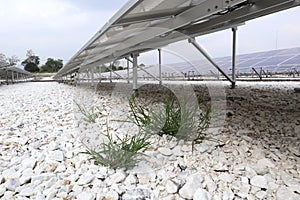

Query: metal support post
232,27,237,89
91,68,95,87
132,53,139,97
11,71,14,84
252,67,262,80
6,70,9,85
188,37,234,84
158,49,162,85
86,70,90,83
99,66,102,83
110,63,113,83
127,58,130,83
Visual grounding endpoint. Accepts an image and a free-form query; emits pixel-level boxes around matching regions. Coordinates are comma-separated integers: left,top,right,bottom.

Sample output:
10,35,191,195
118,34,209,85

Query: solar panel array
97,47,300,79
55,0,300,78
215,47,300,74
0,66,32,82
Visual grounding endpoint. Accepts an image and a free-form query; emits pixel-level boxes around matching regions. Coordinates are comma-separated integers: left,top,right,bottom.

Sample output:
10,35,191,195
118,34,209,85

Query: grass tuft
128,92,212,143
81,126,150,169
74,100,102,123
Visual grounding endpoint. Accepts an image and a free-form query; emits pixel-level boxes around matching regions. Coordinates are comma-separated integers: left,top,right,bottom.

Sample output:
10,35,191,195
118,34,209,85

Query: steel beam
132,53,139,97
91,68,95,87
138,66,160,82
252,67,262,80
127,57,130,83
231,27,237,88
110,63,113,83
188,37,234,84
158,48,162,85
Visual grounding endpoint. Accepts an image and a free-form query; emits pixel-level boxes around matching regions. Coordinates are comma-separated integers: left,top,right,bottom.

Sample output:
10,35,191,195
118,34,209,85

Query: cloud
0,0,119,62
0,0,300,66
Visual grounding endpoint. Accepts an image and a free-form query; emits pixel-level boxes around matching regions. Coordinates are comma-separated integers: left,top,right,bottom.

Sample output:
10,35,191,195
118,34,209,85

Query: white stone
237,184,250,198
2,168,20,180
158,147,173,156
195,143,210,153
67,174,79,182
65,151,73,158
56,191,68,198
250,164,269,175
203,174,217,193
77,173,95,185
172,146,183,156
181,145,190,152
4,178,20,191
106,171,126,186
218,173,234,183
123,189,149,200
2,191,14,199
165,180,179,194
47,141,58,151
21,158,37,169
77,191,95,200
45,189,57,200
31,173,56,183
105,190,119,200
71,185,83,196
255,191,267,199
47,150,64,162
95,167,108,179
124,174,138,185
280,171,300,193
245,166,257,178
20,168,34,185
250,175,268,189
19,187,36,196
222,189,234,200
288,147,300,157
133,163,156,183
0,184,6,196
44,177,58,188
179,173,203,199
257,158,275,168
193,188,212,200
35,192,46,200
277,187,300,200
55,164,66,173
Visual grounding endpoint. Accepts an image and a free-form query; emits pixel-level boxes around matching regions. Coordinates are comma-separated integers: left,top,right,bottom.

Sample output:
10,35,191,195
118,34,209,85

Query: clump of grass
74,100,102,123
128,97,151,127
82,127,150,169
128,92,212,143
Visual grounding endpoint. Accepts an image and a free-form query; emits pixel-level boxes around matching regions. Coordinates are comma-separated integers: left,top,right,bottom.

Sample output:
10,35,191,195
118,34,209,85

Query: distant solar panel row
0,66,32,81
214,47,300,74
97,46,300,79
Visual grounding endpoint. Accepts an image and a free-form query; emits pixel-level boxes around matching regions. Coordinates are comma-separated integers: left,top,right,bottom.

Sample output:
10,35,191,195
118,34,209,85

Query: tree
0,53,19,68
40,58,63,73
8,55,20,65
21,50,40,73
0,53,7,67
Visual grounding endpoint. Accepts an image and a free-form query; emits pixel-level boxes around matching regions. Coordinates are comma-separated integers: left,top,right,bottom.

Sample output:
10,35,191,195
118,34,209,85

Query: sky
0,0,300,66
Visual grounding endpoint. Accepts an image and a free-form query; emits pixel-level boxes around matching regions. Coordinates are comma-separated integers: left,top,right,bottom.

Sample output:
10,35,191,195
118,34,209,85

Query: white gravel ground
0,81,299,200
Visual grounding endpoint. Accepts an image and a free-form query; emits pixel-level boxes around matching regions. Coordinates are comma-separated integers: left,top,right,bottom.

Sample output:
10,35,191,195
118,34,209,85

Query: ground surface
0,81,299,200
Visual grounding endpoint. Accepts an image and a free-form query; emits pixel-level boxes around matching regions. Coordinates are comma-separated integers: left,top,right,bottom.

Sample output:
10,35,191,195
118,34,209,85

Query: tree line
21,50,63,73
0,50,63,73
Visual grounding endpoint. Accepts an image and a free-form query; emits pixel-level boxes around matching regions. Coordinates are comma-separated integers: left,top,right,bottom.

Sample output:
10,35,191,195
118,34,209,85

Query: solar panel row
96,46,300,79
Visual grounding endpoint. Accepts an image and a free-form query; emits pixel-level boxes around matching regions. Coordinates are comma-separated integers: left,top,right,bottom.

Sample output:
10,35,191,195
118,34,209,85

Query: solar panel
236,58,266,68
254,55,292,66
281,55,300,65
54,0,300,78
